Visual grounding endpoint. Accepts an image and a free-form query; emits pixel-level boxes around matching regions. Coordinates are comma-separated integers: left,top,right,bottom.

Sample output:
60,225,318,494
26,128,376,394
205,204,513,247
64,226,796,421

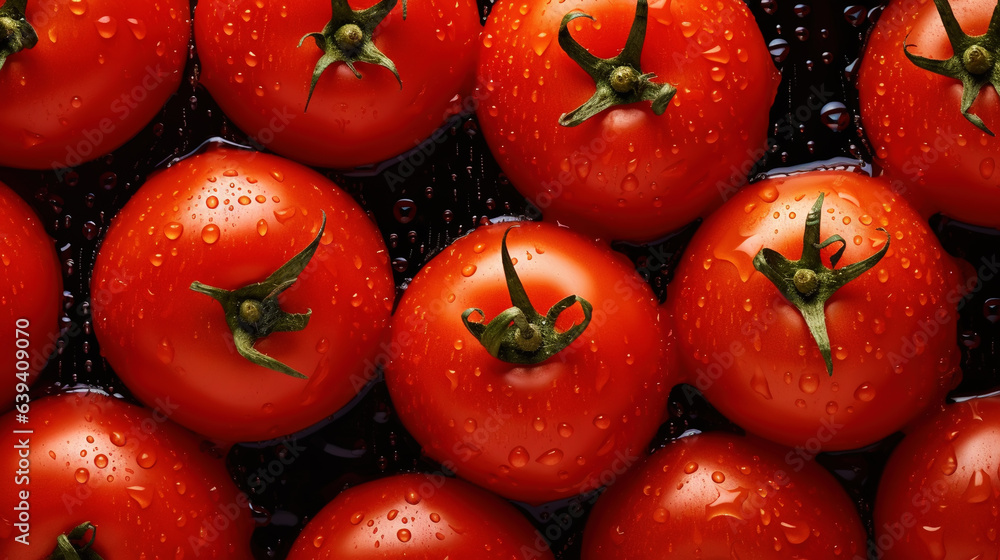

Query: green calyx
296,0,407,111
0,0,38,72
47,522,104,560
753,194,890,376
904,0,1000,135
190,212,327,379
557,0,675,127
462,226,593,364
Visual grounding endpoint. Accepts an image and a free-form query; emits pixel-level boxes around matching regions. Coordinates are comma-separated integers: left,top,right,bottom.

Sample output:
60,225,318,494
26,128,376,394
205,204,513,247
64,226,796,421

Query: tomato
91,145,395,443
668,170,962,450
286,473,553,559
194,0,481,169
582,431,868,559
476,0,779,242
0,392,254,558
858,0,1000,228
0,181,60,410
0,0,191,170
874,396,1000,559
385,221,675,503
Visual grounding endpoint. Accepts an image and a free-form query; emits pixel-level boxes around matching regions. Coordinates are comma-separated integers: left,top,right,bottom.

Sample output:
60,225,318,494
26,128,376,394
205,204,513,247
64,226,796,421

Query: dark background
2,0,998,558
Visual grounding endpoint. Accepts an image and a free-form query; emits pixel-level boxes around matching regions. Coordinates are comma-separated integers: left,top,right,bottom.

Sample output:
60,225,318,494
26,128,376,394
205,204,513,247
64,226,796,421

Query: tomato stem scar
752,193,890,376
462,226,593,364
0,0,38,73
189,212,327,379
297,0,407,111
903,0,1000,135
47,521,104,560
556,0,676,127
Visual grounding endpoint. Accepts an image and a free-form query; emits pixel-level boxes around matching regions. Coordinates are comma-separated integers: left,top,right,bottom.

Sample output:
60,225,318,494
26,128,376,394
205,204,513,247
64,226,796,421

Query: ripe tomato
385,222,676,503
0,392,254,558
0,0,191,169
874,396,1000,560
476,0,779,242
286,473,553,559
0,181,60,410
91,145,395,443
858,0,1000,228
194,0,481,169
668,170,962,450
582,431,868,559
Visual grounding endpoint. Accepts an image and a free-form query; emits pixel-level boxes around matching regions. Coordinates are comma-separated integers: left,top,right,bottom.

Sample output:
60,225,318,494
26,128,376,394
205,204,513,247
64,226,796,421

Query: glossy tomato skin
385,222,676,504
874,397,1000,559
0,392,254,558
668,171,961,450
194,0,481,169
583,431,868,559
91,146,394,443
0,181,60,409
477,0,780,242
858,0,1000,228
0,0,190,169
286,473,553,559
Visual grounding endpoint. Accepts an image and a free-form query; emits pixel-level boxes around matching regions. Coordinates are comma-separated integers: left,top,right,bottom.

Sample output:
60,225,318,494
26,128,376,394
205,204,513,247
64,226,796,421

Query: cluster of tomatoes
0,0,999,558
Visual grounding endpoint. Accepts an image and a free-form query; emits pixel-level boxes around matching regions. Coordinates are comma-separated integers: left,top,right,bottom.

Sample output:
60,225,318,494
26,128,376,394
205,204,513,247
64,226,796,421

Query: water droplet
110,431,127,447
843,5,866,26
781,520,811,544
593,415,611,430
962,469,992,503
652,508,669,523
126,18,146,40
149,253,164,267
126,486,153,509
69,0,87,16
245,52,258,67
820,102,850,132
350,512,364,525
917,526,946,560
405,491,421,505
137,450,157,469
536,448,564,466
95,16,117,38
256,219,268,237
531,32,551,56
940,445,958,475
852,383,876,402
980,158,995,179
312,535,324,548
751,368,773,399
508,446,530,468
557,423,574,438
163,222,183,240
532,417,546,432
201,224,220,244
768,38,789,63
156,338,173,364
461,265,477,277
75,468,89,483
712,471,726,483
684,461,699,474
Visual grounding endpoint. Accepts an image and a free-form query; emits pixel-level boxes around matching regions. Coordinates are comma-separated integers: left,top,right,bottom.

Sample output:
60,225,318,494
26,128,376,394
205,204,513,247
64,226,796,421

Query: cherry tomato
194,0,481,168
0,392,254,558
385,221,676,503
0,180,60,410
476,0,780,242
0,0,191,169
91,145,395,443
874,396,1000,560
668,170,962,450
858,0,1000,228
286,473,553,559
583,431,868,559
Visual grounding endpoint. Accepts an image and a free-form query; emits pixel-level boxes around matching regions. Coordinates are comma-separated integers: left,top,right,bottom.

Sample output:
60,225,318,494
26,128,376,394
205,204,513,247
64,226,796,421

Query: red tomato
583,431,868,559
0,392,254,558
0,181,60,410
668,171,962,450
858,0,1000,228
476,0,779,242
874,396,1000,559
286,473,553,559
91,146,395,443
385,221,676,503
194,0,481,168
0,0,191,169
